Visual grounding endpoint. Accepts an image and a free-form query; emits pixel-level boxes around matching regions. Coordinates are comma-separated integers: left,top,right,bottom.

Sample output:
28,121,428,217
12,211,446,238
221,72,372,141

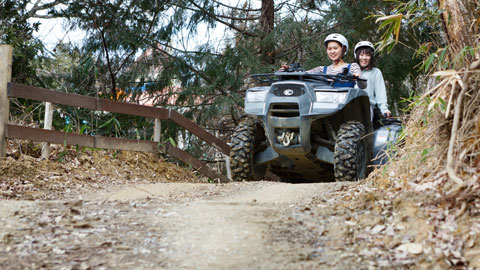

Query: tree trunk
260,0,275,64
438,0,478,59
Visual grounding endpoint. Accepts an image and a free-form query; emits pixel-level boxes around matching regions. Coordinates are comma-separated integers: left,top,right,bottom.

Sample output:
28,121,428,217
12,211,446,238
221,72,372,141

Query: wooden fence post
225,155,232,181
0,45,13,158
41,102,54,159
153,118,161,142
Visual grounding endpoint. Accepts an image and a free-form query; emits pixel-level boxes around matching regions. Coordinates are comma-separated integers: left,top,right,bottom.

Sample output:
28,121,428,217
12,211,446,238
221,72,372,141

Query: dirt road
0,179,458,270
1,149,476,269
0,181,373,270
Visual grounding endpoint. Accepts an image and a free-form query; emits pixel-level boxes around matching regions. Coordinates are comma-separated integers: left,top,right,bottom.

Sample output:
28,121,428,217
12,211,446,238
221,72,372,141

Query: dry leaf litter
1,140,202,200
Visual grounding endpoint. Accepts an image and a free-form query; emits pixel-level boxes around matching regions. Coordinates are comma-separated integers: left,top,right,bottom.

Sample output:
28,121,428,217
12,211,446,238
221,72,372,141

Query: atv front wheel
334,121,367,181
229,117,266,181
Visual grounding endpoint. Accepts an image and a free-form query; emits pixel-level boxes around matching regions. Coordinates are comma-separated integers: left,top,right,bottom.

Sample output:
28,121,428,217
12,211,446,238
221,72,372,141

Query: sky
30,1,315,54
29,1,256,53
32,17,84,51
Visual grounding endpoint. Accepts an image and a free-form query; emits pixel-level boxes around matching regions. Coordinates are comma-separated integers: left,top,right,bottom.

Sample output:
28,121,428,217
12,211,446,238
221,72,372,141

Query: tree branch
28,0,66,18
211,0,261,12
115,9,160,75
152,43,215,85
182,1,259,37
446,74,466,187
99,26,117,97
273,23,342,56
153,41,223,57
180,4,261,21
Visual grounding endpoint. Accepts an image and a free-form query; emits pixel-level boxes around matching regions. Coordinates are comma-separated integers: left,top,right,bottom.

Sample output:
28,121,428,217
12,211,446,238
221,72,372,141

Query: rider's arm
279,64,289,71
350,63,367,89
356,77,367,89
307,66,325,73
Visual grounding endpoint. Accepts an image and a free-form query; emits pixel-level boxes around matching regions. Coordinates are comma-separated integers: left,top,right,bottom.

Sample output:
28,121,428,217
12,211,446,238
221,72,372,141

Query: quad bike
229,64,402,182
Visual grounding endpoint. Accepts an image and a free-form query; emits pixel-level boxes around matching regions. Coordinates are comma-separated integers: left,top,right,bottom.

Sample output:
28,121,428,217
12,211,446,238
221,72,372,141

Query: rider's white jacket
360,67,390,114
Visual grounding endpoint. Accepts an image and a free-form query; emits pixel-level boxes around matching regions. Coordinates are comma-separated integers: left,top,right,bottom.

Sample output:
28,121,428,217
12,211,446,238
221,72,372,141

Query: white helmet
354,41,375,58
324,33,349,55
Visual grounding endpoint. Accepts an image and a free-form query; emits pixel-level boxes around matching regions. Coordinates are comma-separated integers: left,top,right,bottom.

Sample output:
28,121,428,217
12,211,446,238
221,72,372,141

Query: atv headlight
246,91,268,103
315,91,348,103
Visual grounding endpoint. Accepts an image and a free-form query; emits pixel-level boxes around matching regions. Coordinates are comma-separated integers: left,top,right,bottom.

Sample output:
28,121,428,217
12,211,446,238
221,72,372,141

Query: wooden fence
0,45,230,182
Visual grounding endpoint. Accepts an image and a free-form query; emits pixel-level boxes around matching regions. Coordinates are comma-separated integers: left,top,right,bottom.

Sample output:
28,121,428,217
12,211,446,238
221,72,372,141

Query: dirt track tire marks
0,181,362,270
155,182,352,269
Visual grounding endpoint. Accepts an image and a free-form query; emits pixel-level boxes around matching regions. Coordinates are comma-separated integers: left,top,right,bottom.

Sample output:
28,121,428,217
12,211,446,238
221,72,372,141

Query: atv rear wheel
230,117,266,181
334,121,367,181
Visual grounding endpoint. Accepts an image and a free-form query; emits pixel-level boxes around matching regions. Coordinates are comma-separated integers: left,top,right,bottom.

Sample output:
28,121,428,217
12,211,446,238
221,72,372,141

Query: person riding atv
229,63,402,182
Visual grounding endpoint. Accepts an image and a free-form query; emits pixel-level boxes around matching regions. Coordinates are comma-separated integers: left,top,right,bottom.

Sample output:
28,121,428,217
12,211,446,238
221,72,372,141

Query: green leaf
169,137,177,147
420,147,432,162
113,118,121,129
80,123,89,134
424,53,436,72
438,47,448,68
98,117,114,129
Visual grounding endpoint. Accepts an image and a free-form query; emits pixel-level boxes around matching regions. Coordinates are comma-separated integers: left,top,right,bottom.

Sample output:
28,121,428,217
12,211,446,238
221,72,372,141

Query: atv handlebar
329,72,367,82
251,70,366,84
252,63,366,84
281,63,304,72
251,73,278,83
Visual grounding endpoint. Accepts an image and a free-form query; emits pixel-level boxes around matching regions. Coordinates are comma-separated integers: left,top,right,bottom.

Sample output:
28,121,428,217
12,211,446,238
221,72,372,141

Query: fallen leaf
371,225,385,234
53,247,65,254
73,223,92,229
396,243,423,255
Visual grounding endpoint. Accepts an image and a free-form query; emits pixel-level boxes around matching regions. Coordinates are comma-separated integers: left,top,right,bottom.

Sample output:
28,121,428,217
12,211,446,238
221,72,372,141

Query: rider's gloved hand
383,110,392,118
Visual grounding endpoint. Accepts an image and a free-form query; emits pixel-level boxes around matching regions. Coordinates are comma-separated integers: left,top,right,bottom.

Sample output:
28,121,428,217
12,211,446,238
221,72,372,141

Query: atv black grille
272,84,305,97
270,103,300,117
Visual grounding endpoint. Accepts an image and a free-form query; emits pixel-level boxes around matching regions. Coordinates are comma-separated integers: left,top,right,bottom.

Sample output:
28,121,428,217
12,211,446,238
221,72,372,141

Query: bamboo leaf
98,117,114,129
113,118,121,129
375,13,404,23
424,53,436,72
431,70,458,77
438,47,448,68
169,137,177,147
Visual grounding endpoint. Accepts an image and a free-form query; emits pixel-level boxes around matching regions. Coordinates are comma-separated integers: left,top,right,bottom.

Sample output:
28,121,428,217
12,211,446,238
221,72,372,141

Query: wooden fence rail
0,45,230,182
